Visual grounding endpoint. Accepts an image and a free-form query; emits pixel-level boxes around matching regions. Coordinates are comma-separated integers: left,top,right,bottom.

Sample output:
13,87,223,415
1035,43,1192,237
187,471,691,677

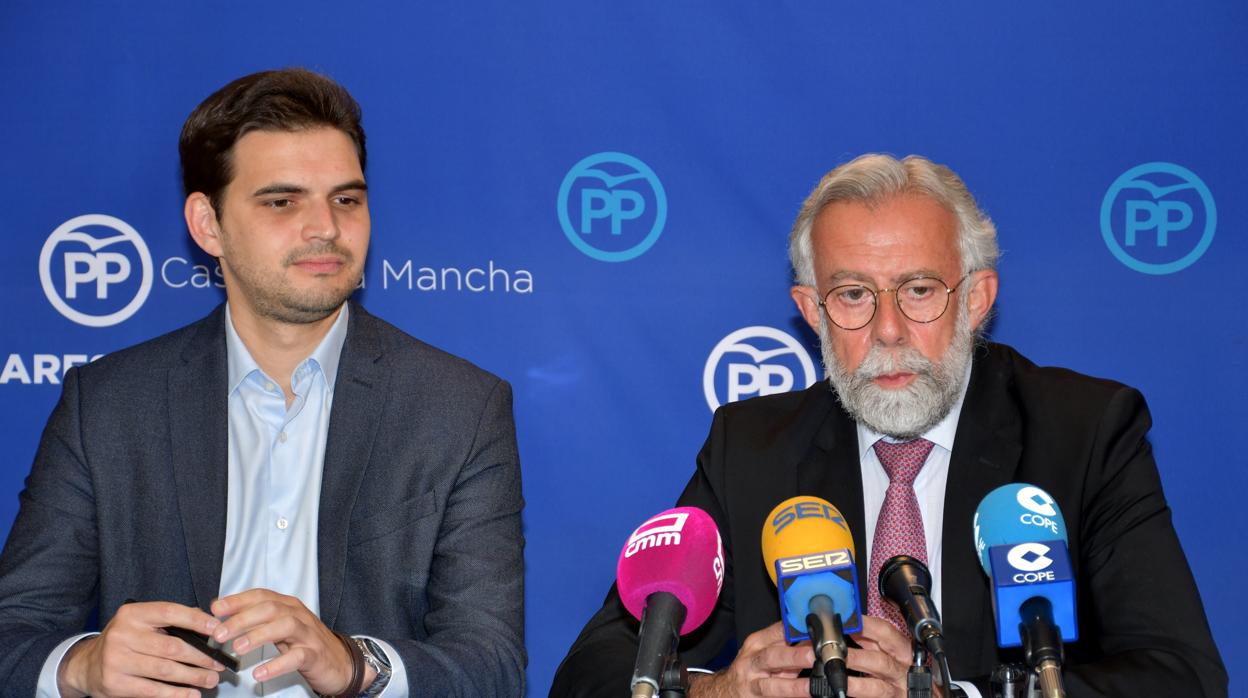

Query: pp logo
557,152,667,262
40,214,153,327
1007,543,1054,573
1016,486,1058,517
703,326,817,411
1100,162,1216,275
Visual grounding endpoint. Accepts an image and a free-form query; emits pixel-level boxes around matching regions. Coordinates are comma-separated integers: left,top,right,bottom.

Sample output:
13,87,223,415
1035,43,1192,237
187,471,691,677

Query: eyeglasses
816,274,970,330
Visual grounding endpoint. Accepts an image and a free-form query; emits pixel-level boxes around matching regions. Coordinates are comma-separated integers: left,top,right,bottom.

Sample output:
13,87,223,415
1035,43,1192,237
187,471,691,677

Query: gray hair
788,154,999,287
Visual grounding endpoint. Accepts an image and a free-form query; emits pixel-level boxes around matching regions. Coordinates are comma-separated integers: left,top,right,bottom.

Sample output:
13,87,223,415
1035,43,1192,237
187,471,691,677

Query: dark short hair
179,68,366,214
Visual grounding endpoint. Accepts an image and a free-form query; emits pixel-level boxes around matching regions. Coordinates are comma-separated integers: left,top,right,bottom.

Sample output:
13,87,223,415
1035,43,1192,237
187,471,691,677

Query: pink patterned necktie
867,438,936,635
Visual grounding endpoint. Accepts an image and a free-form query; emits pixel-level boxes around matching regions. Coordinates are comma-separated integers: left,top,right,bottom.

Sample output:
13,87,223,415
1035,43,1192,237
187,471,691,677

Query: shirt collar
225,303,351,394
855,359,973,459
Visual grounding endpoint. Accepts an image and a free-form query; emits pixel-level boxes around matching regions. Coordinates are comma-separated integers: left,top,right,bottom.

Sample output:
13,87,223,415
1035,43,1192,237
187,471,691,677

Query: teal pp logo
1100,163,1215,275
557,152,667,262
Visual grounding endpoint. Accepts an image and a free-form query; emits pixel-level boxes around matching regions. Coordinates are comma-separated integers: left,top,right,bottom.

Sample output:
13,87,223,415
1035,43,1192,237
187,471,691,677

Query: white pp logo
1016,486,1058,517
40,214,153,327
703,326,817,411
1007,543,1054,573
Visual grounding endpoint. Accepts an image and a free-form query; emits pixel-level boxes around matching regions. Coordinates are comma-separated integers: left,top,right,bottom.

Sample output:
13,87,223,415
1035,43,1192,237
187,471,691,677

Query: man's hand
57,601,225,698
688,621,814,697
211,589,376,695
847,616,944,698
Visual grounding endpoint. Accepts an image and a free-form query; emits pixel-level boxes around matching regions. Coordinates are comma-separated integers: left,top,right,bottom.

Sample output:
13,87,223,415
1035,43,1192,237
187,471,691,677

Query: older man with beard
550,154,1225,698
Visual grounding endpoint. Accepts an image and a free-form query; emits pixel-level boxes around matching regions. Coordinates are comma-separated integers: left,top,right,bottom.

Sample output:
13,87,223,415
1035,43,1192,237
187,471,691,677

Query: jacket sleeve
0,367,101,694
380,379,527,697
1063,386,1226,697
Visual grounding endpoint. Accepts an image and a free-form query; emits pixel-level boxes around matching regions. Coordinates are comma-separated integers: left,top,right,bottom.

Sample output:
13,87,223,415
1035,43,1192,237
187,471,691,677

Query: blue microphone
974,484,1076,698
974,484,1068,572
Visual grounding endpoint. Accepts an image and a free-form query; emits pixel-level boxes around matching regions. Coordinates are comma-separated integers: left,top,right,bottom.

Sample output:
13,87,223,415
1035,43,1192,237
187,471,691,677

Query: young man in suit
551,154,1225,697
0,69,525,697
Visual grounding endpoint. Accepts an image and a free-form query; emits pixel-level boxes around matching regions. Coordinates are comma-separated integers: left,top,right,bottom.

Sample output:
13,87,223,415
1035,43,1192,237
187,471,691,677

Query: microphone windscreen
761,496,855,585
973,484,1068,574
783,569,858,624
616,507,725,635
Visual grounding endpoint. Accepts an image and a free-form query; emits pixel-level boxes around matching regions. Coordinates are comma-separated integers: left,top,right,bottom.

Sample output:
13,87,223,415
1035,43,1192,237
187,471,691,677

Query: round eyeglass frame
816,274,970,330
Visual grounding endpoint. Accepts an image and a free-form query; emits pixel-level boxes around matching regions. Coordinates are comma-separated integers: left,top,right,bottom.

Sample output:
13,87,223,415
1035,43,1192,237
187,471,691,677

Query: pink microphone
617,506,725,698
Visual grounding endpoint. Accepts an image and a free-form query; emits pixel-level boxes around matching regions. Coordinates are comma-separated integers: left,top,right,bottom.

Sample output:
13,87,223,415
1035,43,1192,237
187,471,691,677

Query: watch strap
355,637,393,698
317,631,365,698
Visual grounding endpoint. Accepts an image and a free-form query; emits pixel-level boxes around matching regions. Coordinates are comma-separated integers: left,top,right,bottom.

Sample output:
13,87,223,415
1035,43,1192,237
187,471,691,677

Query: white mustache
853,346,934,382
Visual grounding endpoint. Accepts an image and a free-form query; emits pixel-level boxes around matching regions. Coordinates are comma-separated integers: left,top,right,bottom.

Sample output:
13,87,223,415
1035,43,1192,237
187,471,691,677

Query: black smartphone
161,625,240,674
119,599,240,674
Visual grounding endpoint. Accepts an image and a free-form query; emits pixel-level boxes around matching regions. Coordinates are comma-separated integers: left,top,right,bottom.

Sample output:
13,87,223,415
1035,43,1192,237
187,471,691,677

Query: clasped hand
688,617,943,698
58,590,362,698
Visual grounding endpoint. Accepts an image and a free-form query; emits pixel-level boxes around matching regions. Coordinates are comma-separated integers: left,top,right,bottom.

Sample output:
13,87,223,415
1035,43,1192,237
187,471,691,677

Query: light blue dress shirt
38,303,408,697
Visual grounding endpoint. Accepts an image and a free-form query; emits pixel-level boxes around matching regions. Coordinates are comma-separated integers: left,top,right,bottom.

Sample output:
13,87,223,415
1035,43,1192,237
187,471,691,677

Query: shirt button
276,517,289,530
265,382,277,393
278,432,288,443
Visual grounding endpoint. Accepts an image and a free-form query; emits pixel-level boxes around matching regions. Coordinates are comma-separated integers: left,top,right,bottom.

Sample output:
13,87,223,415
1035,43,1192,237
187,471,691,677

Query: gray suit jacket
0,302,526,696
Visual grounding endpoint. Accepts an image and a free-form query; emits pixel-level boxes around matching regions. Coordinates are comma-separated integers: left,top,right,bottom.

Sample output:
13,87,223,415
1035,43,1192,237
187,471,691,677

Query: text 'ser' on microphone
974,483,1078,698
617,506,725,698
761,496,860,698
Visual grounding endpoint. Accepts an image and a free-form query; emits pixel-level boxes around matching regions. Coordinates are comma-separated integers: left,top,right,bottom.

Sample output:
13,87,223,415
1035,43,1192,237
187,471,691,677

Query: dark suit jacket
551,342,1225,697
0,302,526,696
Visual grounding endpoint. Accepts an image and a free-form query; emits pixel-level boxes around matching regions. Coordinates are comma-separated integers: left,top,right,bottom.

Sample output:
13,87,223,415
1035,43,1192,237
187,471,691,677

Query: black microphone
1020,596,1065,698
631,592,686,698
878,555,951,686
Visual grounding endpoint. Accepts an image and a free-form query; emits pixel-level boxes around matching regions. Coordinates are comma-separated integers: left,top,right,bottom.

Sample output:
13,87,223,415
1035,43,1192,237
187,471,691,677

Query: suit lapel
796,398,869,612
168,308,230,611
940,345,1022,669
317,305,390,628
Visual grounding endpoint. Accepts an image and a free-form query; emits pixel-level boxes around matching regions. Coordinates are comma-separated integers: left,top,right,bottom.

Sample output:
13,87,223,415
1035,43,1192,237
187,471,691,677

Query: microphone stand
807,648,835,698
658,653,689,698
804,603,848,698
990,662,1032,698
929,645,951,692
907,643,933,698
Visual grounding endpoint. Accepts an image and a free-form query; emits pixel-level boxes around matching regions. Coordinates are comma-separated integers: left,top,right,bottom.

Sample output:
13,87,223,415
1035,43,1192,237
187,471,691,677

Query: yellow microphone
762,495,856,585
761,496,859,698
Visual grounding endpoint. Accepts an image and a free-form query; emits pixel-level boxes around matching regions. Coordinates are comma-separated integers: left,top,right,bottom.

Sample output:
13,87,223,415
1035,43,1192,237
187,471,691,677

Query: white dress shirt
856,365,981,697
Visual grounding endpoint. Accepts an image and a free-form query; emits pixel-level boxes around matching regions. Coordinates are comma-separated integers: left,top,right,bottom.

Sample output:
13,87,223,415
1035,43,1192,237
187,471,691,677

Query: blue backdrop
2,2,1244,694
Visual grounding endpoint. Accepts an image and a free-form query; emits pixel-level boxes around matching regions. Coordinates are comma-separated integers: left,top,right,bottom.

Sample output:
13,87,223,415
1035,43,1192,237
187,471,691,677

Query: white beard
820,301,973,440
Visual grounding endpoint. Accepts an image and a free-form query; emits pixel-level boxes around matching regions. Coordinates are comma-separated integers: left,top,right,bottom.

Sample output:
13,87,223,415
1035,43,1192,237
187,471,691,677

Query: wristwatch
354,637,393,698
